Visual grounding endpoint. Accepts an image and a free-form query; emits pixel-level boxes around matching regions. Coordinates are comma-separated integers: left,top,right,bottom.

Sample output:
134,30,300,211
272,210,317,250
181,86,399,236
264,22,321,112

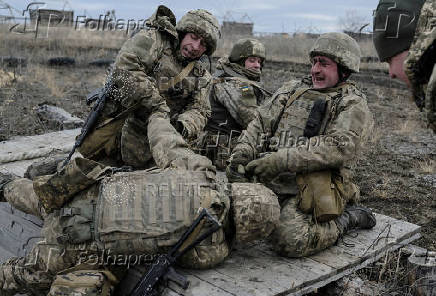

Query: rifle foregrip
131,256,170,296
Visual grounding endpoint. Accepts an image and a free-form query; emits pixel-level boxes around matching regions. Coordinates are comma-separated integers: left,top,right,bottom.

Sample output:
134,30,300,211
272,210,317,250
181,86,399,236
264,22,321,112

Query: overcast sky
8,0,380,33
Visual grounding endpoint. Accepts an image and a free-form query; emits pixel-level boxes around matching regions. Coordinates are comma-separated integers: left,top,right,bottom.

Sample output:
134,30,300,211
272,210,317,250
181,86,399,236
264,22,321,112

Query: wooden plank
0,203,43,262
290,233,421,296
253,241,335,277
171,214,421,296
334,213,421,257
0,128,79,164
164,272,234,296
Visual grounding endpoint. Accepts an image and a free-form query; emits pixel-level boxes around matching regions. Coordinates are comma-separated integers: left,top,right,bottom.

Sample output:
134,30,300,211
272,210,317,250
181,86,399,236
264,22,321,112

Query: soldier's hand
245,150,287,182
226,163,249,183
226,151,251,183
175,120,194,139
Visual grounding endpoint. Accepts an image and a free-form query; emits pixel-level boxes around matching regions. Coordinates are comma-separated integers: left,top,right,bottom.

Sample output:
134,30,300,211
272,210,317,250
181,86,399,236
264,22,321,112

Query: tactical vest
153,49,207,122
266,84,348,196
54,169,228,255
206,86,243,134
272,86,344,150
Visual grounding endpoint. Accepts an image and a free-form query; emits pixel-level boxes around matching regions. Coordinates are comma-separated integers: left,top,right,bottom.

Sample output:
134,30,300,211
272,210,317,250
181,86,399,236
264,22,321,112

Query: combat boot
334,205,376,236
0,172,17,202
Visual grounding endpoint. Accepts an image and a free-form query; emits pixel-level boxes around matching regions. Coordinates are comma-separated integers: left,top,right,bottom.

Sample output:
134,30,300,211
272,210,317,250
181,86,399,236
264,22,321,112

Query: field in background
1,24,380,65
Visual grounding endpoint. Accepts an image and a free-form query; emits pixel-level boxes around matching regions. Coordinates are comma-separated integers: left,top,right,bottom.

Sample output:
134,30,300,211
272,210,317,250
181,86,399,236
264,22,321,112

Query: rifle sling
160,61,195,92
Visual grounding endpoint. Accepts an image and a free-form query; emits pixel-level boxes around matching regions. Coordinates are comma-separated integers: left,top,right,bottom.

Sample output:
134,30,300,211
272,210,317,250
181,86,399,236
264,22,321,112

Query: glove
245,150,288,182
226,150,251,183
175,120,192,138
226,164,249,183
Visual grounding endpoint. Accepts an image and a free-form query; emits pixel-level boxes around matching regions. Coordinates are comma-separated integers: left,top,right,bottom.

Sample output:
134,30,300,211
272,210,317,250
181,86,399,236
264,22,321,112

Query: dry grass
396,119,423,135
415,158,436,174
1,24,380,65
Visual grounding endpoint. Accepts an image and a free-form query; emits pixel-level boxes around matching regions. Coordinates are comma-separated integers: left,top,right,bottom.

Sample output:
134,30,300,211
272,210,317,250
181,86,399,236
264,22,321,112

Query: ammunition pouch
56,199,97,244
48,269,118,296
296,170,347,222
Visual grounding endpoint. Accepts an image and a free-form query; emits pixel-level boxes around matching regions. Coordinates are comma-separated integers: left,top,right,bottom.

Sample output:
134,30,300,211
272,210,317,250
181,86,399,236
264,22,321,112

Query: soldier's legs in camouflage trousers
271,198,340,258
3,178,46,220
0,239,79,295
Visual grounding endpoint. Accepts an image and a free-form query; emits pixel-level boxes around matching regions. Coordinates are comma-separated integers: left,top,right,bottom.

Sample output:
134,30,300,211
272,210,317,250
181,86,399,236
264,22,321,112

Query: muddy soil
1,58,435,253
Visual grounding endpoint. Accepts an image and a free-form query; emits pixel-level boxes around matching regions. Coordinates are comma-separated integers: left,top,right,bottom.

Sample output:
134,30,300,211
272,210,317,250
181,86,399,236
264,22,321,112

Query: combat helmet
373,0,426,62
176,9,220,56
309,32,361,73
229,38,266,66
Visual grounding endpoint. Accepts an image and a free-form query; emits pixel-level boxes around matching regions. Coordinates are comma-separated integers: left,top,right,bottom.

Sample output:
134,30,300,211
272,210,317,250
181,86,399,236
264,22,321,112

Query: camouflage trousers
270,197,340,258
3,178,46,220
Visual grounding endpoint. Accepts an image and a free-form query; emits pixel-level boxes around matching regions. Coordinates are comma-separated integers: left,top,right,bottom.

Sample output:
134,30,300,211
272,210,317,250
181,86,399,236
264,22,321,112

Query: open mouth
313,76,325,82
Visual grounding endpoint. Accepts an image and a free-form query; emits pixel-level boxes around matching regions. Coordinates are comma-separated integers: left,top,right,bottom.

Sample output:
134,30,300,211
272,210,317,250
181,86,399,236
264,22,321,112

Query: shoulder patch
240,85,250,92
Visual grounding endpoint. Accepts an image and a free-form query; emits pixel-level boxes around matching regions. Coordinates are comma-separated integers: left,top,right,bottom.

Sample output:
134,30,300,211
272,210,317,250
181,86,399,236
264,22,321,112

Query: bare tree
338,10,370,33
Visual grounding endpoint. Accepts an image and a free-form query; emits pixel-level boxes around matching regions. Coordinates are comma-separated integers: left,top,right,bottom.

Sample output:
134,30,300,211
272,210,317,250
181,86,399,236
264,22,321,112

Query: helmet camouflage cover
176,9,220,56
373,0,426,62
309,32,361,73
229,38,266,64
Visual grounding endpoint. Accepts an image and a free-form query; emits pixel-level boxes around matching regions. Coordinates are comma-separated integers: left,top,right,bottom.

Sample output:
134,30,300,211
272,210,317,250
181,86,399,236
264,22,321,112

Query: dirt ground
0,49,435,294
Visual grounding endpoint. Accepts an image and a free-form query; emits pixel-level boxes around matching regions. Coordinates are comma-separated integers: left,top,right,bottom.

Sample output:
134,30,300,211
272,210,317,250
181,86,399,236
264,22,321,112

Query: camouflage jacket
231,77,374,195
405,0,436,133
87,8,212,168
206,58,270,134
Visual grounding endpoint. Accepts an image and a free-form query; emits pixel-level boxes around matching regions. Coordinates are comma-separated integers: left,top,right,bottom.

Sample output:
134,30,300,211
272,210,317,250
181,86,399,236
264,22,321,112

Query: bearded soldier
200,38,271,169
373,0,435,133
227,32,377,257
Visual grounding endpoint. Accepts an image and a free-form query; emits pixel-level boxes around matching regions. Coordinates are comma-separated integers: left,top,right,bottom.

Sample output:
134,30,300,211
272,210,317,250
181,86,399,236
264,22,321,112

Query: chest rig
153,49,205,119
271,85,346,150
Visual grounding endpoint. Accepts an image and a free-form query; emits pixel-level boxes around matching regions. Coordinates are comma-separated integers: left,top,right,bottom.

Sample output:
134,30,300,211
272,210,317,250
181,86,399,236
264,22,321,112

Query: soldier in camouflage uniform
78,5,220,169
0,160,280,295
200,38,271,169
373,0,435,133
227,32,377,257
0,4,221,218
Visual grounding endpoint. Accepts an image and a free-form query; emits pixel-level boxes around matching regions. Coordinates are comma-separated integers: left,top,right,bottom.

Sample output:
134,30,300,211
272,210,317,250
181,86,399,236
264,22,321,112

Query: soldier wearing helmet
75,5,220,170
373,0,435,133
227,32,377,257
200,38,271,170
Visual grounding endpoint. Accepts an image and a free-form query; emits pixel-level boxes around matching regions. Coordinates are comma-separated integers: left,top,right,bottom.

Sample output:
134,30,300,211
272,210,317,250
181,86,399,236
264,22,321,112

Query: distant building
221,21,253,37
29,9,74,26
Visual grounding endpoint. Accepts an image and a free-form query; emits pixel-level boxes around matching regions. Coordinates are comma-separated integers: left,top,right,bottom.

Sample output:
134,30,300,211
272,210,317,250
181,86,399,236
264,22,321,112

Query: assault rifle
131,208,221,296
62,78,114,167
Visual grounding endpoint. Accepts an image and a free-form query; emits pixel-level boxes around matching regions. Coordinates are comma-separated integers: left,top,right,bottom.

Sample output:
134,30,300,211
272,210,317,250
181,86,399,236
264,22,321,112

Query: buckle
60,208,80,217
